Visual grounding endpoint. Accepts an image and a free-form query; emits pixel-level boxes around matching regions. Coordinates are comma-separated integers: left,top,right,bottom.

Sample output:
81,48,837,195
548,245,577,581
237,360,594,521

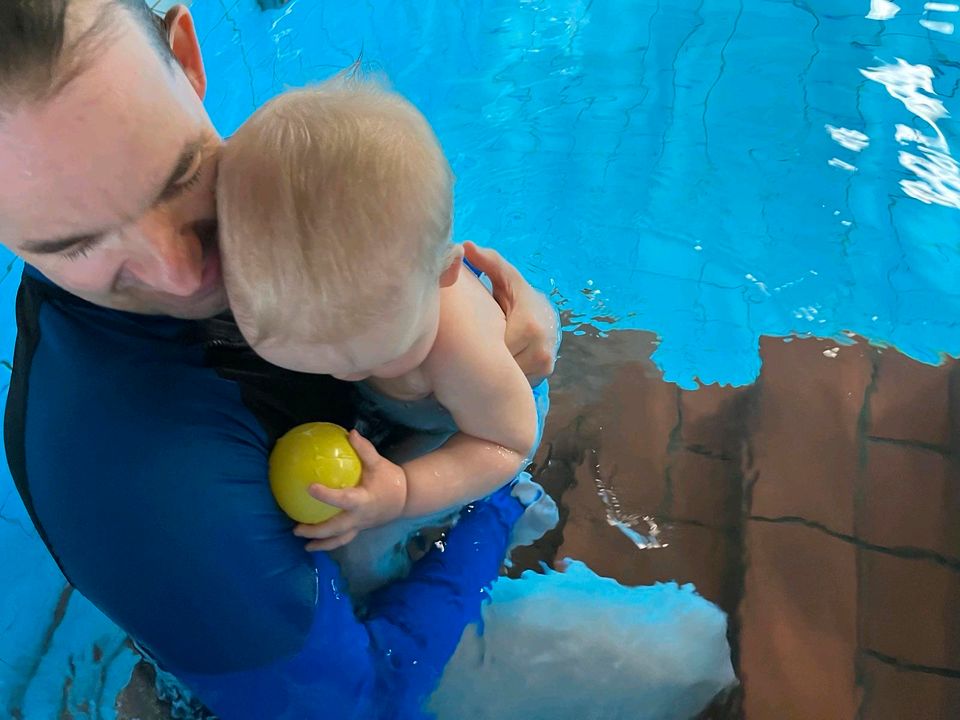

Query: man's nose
122,219,205,297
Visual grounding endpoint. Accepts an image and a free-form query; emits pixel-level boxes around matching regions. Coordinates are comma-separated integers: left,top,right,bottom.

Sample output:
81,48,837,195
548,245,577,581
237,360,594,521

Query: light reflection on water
858,57,960,211
588,448,667,550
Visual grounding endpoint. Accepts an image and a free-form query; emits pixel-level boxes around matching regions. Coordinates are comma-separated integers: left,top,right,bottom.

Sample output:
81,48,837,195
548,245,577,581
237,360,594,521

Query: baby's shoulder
439,271,505,329
430,273,506,372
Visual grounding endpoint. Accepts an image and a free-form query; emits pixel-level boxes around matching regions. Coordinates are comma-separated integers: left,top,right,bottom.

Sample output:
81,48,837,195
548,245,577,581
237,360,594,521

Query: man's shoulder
9,270,247,434
4,272,267,548
6,269,358,473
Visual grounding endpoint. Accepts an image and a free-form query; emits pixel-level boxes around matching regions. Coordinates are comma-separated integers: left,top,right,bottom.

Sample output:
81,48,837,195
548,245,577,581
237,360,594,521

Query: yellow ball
269,422,362,523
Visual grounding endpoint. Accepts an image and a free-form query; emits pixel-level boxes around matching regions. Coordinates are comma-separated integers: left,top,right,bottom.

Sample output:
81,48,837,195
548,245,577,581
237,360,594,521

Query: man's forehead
0,25,188,244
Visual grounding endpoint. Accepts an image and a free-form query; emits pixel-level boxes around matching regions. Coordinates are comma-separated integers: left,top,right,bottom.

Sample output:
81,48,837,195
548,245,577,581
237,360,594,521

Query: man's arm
176,484,526,720
23,390,524,720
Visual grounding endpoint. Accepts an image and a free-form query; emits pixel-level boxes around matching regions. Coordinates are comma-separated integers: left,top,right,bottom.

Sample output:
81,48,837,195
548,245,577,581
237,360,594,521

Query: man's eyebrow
21,138,206,256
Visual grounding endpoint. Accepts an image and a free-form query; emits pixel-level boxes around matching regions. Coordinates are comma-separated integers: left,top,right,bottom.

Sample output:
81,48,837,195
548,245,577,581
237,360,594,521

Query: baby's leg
330,510,455,598
328,519,415,598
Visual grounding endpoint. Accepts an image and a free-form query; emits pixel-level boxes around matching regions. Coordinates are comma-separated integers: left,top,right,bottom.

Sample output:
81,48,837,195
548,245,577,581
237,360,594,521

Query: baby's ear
439,245,464,288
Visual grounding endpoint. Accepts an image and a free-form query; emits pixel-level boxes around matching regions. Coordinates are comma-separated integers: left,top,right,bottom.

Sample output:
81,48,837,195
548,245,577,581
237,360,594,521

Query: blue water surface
1,0,959,716
195,0,960,388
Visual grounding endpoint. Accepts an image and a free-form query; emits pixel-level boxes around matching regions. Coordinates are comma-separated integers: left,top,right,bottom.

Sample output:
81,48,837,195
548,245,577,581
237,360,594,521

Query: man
0,2,559,718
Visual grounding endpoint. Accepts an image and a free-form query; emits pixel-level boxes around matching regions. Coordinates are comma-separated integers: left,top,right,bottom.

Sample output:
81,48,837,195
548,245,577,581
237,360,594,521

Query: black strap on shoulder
200,313,358,447
4,272,64,572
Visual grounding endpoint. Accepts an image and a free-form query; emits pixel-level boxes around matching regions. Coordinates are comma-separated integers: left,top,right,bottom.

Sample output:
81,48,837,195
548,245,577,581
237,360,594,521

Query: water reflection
860,58,960,209
825,125,870,152
921,1,958,34
867,0,901,21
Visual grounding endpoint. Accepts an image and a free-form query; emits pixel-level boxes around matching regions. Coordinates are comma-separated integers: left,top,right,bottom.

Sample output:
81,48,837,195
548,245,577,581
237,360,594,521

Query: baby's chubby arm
401,272,539,517
295,272,542,547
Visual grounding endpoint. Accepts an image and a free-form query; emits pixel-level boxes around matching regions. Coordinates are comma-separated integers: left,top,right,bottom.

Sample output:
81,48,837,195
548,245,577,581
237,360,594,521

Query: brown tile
679,382,753,459
592,360,678,513
554,446,664,580
747,337,874,535
739,521,860,719
546,329,662,433
859,654,960,720
558,498,734,610
627,523,734,610
536,329,670,484
860,550,960,671
549,337,679,516
869,349,955,449
668,450,741,529
555,442,734,606
554,389,671,512
861,442,960,560
541,330,745,611
529,329,681,579
116,662,169,720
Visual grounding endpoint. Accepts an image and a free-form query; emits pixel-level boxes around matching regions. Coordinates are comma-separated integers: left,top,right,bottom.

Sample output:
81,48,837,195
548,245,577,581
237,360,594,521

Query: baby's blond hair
218,77,453,347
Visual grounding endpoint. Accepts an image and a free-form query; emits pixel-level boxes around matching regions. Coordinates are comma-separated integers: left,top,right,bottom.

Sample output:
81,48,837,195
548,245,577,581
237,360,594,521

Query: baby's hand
293,430,408,551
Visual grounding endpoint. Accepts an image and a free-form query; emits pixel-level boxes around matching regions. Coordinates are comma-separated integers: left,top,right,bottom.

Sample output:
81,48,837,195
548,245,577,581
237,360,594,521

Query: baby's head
218,78,461,380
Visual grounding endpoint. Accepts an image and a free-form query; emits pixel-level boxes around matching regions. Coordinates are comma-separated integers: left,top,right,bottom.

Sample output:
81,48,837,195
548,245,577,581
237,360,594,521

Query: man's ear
439,245,464,288
163,5,207,100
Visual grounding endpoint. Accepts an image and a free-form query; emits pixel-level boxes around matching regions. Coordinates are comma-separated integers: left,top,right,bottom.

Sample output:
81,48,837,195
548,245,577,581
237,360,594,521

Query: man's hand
293,430,408,551
463,241,559,385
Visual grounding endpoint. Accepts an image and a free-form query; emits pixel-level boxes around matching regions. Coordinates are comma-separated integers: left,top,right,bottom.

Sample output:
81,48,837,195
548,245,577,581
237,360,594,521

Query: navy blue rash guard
4,267,525,719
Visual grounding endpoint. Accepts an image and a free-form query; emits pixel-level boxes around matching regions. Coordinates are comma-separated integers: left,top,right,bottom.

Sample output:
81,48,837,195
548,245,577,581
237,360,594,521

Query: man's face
0,7,226,318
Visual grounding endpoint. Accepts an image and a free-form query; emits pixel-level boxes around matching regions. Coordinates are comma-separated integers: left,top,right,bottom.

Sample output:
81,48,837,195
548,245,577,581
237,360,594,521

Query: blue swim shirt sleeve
179,488,524,720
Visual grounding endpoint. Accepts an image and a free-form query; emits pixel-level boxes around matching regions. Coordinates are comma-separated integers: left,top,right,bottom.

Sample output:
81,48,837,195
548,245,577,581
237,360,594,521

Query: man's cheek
52,260,118,294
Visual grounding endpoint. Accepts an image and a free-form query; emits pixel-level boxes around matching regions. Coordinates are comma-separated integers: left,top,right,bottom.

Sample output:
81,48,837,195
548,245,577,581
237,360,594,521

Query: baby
218,79,544,552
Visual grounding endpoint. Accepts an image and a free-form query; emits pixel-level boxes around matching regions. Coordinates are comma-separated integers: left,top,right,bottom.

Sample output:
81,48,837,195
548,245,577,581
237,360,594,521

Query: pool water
1,0,958,718
195,0,960,389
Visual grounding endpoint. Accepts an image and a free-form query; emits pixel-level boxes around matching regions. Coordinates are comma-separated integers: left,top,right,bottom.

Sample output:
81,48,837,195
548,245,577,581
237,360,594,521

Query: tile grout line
862,648,960,680
749,514,960,572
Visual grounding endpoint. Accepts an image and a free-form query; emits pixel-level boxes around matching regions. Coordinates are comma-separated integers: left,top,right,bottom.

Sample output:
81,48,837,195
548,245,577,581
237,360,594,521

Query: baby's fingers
347,429,383,468
294,511,357,540
306,529,359,552
307,483,366,510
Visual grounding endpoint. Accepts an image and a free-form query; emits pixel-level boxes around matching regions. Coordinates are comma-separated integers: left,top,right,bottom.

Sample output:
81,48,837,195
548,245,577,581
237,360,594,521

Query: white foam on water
429,561,736,720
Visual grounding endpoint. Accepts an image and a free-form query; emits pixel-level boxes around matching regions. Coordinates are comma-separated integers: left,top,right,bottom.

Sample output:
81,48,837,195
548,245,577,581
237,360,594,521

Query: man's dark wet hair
0,1,172,106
